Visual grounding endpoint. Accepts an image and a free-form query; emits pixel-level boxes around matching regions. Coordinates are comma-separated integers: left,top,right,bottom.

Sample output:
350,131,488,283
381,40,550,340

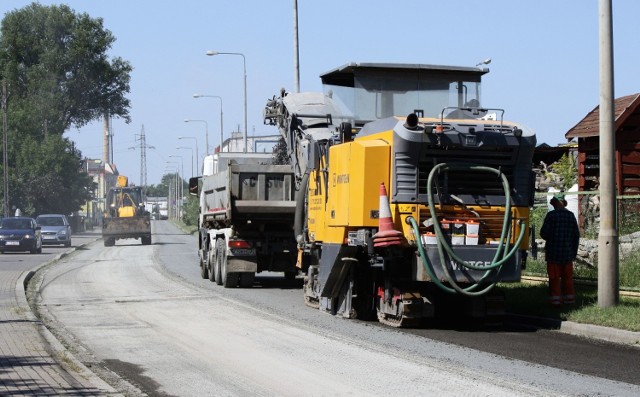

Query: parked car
36,214,72,247
0,217,42,254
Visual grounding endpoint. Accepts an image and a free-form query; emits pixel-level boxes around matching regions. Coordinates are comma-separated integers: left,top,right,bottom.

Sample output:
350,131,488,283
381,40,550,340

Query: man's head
550,193,566,208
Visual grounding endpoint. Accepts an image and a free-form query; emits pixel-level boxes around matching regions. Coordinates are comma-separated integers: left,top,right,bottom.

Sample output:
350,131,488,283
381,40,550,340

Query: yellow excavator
102,175,152,246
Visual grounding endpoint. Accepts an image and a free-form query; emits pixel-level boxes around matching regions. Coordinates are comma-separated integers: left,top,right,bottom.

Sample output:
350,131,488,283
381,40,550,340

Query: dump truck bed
201,155,295,226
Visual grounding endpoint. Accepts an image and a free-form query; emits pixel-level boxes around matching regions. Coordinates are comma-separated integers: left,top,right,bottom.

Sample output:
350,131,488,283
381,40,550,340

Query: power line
129,124,155,189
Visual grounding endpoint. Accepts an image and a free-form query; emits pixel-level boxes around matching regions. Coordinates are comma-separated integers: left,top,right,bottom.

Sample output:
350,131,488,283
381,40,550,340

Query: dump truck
264,62,537,327
102,175,152,246
189,152,298,288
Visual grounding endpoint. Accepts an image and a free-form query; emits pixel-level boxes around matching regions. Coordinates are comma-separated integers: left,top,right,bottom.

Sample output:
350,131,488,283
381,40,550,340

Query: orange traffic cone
372,182,405,247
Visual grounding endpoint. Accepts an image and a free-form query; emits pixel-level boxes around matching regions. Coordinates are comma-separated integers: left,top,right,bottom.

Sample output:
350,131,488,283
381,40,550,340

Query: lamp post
164,166,178,220
193,94,224,152
176,146,194,178
167,159,183,220
184,119,209,157
178,136,199,176
169,155,184,203
206,50,247,153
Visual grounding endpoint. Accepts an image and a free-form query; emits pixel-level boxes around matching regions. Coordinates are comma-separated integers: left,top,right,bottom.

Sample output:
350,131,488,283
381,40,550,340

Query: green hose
408,163,526,297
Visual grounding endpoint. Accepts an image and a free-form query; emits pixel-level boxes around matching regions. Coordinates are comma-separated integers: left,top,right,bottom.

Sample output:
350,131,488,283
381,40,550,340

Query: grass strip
500,282,640,332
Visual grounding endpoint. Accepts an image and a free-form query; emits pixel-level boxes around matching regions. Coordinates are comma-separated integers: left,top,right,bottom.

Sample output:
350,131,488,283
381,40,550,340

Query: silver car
36,214,72,247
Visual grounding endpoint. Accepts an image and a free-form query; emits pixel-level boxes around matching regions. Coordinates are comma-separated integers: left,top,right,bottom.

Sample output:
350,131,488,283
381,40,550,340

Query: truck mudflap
102,216,152,239
226,257,258,273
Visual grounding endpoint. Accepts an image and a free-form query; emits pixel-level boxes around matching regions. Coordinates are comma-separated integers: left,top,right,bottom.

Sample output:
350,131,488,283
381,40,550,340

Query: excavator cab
105,176,145,218
106,187,144,218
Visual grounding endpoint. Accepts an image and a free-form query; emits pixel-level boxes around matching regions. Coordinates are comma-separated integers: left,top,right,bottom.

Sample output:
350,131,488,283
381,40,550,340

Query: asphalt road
31,221,640,396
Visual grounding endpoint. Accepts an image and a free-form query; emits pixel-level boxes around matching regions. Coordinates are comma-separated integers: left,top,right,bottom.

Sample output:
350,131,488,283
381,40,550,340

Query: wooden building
565,93,640,194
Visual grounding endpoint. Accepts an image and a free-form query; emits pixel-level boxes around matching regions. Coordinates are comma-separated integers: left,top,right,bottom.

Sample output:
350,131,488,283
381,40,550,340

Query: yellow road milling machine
102,175,152,247
264,62,536,327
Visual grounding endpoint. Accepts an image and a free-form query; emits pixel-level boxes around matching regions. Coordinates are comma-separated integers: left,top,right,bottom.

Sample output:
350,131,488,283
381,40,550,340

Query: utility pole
598,0,619,307
102,113,110,163
110,117,114,165
293,0,300,93
1,80,8,218
140,125,147,188
168,177,173,219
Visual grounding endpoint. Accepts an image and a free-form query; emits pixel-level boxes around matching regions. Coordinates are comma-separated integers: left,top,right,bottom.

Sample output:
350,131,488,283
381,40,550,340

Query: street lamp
176,146,194,178
164,165,179,220
184,119,209,157
178,136,199,176
206,50,247,153
193,94,224,152
169,155,184,219
168,155,184,190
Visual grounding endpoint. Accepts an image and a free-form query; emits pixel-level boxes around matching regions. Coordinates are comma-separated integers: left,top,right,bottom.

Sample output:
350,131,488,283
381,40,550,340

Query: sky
1,1,639,185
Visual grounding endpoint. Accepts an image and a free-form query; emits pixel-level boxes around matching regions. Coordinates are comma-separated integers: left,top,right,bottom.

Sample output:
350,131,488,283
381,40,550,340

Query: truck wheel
215,239,224,286
208,247,216,282
223,271,238,288
199,251,209,279
239,272,255,288
104,238,115,247
141,236,152,245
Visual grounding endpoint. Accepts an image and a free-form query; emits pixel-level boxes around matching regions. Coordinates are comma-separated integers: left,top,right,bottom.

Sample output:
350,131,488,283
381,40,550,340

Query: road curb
559,321,640,346
510,313,640,347
15,235,122,395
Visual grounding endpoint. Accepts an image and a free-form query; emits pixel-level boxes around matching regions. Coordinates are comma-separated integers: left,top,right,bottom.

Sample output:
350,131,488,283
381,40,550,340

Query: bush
182,195,199,227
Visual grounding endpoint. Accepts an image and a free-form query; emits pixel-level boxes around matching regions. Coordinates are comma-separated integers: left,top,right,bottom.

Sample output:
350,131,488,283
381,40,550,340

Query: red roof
565,93,640,138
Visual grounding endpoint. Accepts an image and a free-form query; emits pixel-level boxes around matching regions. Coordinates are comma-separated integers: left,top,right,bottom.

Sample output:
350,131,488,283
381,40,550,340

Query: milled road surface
32,221,640,396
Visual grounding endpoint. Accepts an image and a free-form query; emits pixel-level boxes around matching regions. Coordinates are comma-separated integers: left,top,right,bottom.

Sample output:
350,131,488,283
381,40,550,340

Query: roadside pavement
0,228,120,396
2,225,639,396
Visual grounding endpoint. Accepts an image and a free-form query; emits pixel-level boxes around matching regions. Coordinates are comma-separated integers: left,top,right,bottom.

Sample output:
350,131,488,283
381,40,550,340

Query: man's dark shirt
540,207,580,263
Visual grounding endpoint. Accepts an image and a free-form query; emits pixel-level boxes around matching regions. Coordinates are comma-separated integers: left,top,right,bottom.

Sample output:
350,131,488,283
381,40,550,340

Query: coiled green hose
407,163,526,296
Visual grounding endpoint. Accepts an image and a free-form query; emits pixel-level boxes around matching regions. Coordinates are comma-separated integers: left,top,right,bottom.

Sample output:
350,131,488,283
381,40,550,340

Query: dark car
36,214,72,247
0,217,42,254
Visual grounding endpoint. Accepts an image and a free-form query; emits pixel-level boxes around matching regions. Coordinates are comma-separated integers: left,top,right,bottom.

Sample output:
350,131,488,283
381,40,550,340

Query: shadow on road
151,241,186,246
253,276,304,290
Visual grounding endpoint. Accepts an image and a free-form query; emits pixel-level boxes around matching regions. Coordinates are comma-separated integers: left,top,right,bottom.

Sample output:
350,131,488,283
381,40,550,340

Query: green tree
11,135,93,215
549,153,578,191
0,3,132,133
146,173,180,198
182,195,199,228
0,3,132,215
272,137,289,165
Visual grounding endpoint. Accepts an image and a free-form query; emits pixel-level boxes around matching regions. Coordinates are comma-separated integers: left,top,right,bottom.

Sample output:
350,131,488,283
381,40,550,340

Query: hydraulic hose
409,216,496,296
294,172,309,245
409,163,526,297
427,163,526,271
